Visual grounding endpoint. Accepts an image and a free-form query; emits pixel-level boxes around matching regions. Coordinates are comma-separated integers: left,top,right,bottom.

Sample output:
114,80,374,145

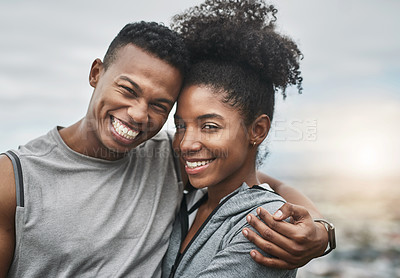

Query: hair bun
172,0,303,96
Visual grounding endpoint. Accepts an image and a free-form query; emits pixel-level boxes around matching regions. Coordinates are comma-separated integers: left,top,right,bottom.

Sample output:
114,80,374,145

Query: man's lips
111,116,140,141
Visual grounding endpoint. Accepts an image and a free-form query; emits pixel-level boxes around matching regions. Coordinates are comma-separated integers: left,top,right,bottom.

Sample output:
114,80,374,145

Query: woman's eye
175,123,185,130
203,124,219,130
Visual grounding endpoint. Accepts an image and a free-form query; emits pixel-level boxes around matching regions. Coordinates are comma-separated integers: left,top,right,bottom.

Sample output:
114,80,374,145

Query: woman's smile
184,158,215,175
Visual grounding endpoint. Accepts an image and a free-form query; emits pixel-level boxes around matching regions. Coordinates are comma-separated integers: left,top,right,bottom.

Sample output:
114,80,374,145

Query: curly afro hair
103,21,189,74
171,0,303,125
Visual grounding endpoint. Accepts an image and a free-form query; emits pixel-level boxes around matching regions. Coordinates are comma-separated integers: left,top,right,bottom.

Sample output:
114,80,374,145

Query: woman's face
173,85,254,191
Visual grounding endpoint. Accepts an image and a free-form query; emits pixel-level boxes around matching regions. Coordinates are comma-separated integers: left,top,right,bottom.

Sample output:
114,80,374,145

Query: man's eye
151,103,168,113
122,86,138,97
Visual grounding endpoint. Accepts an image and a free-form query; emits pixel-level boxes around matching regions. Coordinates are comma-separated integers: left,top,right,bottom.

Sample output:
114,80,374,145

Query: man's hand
242,203,328,269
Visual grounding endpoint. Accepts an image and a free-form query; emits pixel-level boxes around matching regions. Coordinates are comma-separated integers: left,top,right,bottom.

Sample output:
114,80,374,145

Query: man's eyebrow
119,76,174,106
118,76,142,94
155,97,175,106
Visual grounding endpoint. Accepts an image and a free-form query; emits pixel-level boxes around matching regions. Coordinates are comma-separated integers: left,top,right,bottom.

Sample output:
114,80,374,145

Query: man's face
86,44,183,157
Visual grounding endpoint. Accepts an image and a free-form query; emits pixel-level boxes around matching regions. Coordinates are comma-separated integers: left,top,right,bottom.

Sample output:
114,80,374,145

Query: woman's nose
179,126,202,154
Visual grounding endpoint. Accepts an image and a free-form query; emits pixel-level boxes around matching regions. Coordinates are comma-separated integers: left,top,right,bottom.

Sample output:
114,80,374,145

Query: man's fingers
248,208,317,249
249,249,297,270
246,212,272,236
254,208,300,237
243,226,304,259
244,205,328,269
243,227,312,268
244,215,295,254
273,203,312,222
242,226,287,256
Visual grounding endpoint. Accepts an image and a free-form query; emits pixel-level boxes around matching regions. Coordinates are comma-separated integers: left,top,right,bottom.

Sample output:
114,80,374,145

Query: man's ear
89,58,104,88
249,114,271,146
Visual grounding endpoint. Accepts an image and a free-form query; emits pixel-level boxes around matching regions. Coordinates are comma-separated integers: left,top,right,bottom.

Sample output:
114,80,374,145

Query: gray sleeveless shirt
6,127,183,277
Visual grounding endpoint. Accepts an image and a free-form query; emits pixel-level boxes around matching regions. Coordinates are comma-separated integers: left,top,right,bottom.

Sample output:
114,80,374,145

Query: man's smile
111,116,140,141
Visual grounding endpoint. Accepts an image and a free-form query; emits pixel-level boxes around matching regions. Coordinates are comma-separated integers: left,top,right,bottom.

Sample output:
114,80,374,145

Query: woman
163,0,320,277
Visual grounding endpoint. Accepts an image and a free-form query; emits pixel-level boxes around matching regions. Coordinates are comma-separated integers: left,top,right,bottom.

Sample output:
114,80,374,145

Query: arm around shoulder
257,171,322,218
0,155,17,278
196,221,297,278
248,172,331,269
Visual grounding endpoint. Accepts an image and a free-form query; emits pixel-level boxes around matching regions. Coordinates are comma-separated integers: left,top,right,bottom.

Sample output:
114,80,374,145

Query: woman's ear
89,58,104,88
249,114,271,146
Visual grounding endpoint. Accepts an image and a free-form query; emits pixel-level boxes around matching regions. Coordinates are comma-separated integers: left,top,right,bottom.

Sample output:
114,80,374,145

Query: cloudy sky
1,0,399,180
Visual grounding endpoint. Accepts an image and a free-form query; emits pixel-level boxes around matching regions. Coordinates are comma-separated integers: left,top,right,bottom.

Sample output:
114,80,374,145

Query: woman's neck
180,162,259,253
206,165,259,209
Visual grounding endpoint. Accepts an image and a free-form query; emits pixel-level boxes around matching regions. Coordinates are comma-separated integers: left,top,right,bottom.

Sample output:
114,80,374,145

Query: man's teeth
112,117,139,140
186,160,213,169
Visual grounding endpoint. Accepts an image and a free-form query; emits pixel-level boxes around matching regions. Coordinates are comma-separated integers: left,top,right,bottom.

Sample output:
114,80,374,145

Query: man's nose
127,100,149,126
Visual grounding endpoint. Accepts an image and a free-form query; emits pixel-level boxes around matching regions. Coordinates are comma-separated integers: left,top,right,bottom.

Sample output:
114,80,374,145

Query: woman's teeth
186,160,213,169
112,117,139,140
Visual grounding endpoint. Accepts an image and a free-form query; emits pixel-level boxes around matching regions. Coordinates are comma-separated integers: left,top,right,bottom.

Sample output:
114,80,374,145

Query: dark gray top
162,183,297,278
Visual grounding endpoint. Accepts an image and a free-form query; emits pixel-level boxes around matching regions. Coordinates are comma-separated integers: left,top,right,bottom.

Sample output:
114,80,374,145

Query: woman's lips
184,159,214,175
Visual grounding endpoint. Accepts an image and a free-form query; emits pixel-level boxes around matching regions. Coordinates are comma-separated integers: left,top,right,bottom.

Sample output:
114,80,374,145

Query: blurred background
1,0,399,277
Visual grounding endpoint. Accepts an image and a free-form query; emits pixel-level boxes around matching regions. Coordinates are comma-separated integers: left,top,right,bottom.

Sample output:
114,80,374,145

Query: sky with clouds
1,0,399,180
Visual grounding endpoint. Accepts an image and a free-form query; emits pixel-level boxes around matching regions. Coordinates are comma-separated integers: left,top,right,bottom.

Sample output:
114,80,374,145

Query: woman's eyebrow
197,113,224,120
174,113,224,121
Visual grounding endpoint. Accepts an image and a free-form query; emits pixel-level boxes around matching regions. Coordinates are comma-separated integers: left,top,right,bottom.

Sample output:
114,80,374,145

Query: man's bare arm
0,155,16,278
257,172,321,218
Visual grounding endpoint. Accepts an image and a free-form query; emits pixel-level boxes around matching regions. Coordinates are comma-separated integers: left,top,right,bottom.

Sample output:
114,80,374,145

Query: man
0,22,329,277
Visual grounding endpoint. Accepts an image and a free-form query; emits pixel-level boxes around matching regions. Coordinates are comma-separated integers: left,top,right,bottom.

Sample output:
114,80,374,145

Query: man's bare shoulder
0,154,16,215
0,154,16,277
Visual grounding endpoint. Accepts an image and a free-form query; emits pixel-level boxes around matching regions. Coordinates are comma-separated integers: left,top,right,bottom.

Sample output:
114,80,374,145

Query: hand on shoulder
243,203,330,269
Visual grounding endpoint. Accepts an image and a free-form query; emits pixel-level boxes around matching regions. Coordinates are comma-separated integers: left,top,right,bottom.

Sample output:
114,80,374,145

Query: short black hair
103,21,189,74
172,0,303,125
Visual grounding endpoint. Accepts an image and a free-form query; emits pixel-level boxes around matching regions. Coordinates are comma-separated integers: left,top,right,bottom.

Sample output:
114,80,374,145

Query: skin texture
0,155,16,278
174,85,260,202
173,84,270,252
60,44,183,160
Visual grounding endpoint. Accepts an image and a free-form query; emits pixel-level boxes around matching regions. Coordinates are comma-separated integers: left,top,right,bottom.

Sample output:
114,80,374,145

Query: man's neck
59,119,126,161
